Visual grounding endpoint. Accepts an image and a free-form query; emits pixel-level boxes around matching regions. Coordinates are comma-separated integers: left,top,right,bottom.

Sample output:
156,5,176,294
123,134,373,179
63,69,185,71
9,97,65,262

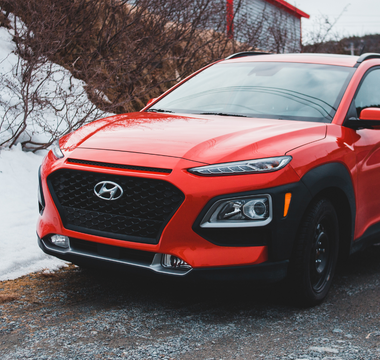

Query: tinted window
355,68,380,117
149,62,354,123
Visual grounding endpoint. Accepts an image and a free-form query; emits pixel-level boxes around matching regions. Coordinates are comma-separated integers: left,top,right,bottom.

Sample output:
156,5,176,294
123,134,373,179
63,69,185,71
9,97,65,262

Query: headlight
188,156,292,176
51,140,64,159
200,195,272,228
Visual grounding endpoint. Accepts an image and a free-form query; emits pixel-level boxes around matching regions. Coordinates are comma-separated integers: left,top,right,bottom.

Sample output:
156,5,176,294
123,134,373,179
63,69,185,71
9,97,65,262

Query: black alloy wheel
289,198,339,307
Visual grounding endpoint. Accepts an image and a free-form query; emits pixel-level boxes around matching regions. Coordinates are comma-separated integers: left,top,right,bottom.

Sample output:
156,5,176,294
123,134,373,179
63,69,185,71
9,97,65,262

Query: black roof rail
225,51,271,60
357,53,380,63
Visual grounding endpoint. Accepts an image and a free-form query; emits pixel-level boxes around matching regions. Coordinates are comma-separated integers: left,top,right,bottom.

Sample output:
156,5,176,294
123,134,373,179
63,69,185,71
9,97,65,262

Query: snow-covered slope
0,145,66,281
0,15,111,280
0,14,108,149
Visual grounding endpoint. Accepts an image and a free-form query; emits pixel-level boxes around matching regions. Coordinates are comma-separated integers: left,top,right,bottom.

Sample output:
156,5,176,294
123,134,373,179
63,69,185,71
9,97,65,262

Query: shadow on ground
39,243,380,312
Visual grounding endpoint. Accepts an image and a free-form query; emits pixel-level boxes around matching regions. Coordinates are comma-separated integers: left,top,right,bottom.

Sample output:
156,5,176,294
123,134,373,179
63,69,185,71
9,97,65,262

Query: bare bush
0,14,107,150
301,6,350,53
0,0,304,150
0,0,248,150
1,0,244,113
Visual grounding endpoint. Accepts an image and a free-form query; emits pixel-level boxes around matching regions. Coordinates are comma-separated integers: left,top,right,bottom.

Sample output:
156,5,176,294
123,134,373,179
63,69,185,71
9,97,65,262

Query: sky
291,0,380,39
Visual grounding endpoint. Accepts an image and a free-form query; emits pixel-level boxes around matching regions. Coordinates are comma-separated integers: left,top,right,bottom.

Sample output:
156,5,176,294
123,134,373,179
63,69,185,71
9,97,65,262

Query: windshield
147,62,354,123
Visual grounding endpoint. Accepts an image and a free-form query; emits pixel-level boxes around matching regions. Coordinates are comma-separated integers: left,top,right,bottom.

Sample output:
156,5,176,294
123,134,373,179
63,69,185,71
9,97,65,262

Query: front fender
272,162,355,261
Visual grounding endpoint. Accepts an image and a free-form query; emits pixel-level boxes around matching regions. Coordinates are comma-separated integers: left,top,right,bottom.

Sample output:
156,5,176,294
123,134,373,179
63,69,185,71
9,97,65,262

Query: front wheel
289,198,339,307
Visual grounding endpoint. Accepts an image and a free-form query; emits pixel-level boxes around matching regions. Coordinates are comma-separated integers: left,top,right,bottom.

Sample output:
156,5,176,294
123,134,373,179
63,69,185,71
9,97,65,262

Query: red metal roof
265,0,310,19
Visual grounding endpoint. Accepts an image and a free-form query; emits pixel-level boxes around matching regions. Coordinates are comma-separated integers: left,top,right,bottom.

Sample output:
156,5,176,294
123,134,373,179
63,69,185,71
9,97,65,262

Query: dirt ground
1,245,380,359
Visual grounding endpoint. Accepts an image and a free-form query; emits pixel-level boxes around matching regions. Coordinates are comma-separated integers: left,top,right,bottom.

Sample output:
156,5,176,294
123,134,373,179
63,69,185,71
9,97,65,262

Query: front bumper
37,148,310,277
38,235,288,282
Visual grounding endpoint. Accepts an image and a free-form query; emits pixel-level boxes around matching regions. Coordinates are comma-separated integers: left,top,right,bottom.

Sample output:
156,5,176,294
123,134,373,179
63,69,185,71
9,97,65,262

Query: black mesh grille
47,169,185,244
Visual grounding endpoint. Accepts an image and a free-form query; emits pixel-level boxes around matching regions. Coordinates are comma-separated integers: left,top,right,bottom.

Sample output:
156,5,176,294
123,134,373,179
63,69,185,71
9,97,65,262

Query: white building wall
128,0,302,53
234,0,301,52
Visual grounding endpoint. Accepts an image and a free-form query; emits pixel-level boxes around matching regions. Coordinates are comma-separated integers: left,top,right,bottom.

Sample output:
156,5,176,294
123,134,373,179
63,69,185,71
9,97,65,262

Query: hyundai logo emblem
94,181,123,201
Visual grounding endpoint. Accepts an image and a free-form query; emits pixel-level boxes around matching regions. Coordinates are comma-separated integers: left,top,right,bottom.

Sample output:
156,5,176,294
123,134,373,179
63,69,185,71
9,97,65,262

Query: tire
289,198,339,307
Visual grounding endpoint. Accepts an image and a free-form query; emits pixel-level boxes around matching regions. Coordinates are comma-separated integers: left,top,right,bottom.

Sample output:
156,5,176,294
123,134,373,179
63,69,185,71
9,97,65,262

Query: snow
0,145,67,281
0,14,112,280
0,14,107,150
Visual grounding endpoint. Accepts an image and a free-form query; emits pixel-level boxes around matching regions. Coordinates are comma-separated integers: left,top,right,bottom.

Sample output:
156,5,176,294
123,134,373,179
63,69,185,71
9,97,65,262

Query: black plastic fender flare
270,162,356,261
299,162,356,253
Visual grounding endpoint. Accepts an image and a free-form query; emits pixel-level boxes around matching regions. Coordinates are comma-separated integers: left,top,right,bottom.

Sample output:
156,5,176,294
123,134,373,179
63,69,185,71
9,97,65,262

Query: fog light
51,235,70,249
162,254,191,269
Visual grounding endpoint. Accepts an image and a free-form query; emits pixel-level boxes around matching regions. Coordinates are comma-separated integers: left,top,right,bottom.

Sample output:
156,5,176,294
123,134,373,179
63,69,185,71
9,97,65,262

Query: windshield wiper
145,109,174,113
198,112,248,117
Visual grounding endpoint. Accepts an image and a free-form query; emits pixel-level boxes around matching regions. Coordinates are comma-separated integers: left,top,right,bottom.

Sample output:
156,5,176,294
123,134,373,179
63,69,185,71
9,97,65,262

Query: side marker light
283,193,292,217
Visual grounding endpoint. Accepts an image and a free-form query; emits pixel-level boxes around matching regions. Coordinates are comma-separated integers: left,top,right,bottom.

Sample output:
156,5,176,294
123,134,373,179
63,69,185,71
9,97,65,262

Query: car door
351,67,380,239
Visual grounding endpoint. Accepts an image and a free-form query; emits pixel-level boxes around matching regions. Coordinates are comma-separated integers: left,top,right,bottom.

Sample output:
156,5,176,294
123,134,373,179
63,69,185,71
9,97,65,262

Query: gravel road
1,245,380,360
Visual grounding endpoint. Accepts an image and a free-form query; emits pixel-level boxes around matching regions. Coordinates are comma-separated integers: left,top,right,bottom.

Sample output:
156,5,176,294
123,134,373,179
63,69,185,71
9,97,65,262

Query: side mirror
360,107,380,120
146,98,157,107
345,107,380,129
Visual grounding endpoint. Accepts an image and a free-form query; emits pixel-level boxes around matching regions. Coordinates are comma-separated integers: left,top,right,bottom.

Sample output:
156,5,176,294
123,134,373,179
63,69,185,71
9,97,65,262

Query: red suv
37,52,380,306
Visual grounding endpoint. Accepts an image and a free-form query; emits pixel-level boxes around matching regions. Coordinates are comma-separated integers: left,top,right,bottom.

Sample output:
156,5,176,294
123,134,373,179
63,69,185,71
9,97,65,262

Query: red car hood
62,112,326,164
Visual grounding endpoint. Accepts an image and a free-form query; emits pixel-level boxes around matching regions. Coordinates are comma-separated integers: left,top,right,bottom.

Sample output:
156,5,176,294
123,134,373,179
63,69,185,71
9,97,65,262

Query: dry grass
0,265,77,308
0,294,19,304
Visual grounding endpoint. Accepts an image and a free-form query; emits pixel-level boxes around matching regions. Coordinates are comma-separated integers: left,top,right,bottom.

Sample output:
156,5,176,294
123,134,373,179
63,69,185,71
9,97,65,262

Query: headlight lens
189,156,292,176
200,195,272,228
51,140,64,159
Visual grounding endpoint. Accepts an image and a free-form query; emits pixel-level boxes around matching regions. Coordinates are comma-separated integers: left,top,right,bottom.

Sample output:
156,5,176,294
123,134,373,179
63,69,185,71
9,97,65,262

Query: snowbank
0,145,66,281
0,14,107,150
0,14,112,280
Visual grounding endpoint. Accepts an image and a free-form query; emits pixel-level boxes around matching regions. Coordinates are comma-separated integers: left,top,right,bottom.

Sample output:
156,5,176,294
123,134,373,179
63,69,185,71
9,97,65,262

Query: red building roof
265,0,310,19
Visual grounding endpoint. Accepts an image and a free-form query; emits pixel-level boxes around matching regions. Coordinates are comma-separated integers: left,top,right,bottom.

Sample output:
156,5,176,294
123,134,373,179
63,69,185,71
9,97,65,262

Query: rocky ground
1,245,380,360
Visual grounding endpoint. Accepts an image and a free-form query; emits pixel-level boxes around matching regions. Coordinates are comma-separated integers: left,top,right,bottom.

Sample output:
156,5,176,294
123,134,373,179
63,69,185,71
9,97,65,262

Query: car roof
223,53,360,67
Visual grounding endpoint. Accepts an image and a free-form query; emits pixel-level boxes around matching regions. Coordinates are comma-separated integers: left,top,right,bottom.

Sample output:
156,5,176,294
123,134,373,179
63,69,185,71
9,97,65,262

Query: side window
355,68,380,117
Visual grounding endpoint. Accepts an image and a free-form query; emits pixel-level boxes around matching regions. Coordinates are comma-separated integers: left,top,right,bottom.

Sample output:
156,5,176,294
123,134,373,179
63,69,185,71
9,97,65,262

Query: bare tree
0,0,308,150
0,14,106,150
302,5,350,53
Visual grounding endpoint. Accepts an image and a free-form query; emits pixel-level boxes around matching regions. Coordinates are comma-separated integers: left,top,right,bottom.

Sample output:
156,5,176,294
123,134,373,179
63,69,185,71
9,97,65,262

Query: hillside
303,34,380,55
0,0,243,116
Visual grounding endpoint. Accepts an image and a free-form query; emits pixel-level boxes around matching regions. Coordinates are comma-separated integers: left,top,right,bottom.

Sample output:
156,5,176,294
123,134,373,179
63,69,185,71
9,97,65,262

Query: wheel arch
300,162,355,261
